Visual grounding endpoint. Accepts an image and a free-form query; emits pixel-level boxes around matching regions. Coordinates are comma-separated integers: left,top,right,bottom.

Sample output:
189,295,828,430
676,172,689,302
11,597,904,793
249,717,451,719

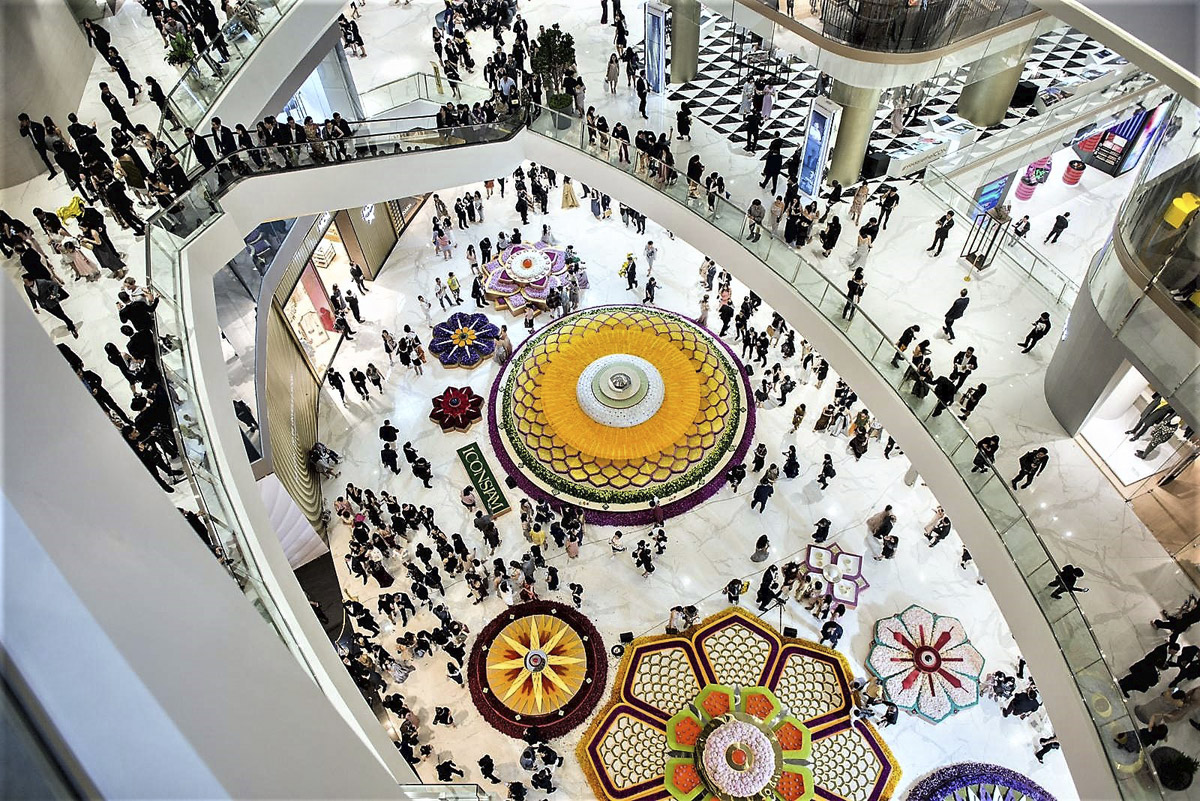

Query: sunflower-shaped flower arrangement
430,386,484,432
429,311,500,368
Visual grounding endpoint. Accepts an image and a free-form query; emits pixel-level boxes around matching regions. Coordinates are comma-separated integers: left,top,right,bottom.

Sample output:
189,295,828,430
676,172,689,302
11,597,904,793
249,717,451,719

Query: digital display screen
645,6,665,94
798,106,831,198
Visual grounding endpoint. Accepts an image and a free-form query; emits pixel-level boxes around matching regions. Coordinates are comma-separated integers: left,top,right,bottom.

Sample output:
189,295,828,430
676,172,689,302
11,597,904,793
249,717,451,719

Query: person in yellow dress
561,177,580,209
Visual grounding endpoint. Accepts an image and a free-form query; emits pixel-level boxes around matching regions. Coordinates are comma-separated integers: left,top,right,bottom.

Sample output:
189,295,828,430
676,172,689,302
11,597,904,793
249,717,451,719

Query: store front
275,196,426,380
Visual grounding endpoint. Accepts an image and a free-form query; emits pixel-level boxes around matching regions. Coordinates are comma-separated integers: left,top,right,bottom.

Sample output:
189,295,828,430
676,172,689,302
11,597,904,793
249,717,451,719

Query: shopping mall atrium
1,0,1198,798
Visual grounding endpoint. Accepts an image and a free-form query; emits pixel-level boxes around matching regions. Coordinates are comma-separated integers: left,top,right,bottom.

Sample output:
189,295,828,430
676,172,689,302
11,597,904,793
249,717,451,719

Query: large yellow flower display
486,305,755,524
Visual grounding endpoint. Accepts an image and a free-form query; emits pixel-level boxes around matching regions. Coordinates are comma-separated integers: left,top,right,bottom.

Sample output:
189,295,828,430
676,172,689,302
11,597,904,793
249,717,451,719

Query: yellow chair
56,195,84,224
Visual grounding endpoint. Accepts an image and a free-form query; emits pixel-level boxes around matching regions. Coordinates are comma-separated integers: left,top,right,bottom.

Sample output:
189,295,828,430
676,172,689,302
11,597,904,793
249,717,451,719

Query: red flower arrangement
429,386,484,432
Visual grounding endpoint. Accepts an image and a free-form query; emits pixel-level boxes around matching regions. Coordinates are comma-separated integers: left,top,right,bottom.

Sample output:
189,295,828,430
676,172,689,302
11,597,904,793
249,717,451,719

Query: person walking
816,454,836,489
750,478,774,513
23,275,78,337
1048,564,1088,600
1044,212,1070,244
942,289,969,342
1011,447,1049,489
927,210,955,256
1018,312,1052,353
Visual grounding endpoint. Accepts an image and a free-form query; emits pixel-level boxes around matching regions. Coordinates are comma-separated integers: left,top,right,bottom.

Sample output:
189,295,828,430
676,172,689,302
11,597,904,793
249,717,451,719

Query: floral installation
467,600,607,740
486,305,756,526
481,243,583,314
428,311,500,368
905,763,1056,801
866,605,984,724
429,386,484,432
803,544,869,608
579,607,900,801
664,684,814,801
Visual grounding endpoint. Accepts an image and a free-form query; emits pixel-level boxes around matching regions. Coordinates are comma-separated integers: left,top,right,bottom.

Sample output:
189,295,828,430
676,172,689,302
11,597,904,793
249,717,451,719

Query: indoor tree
530,23,577,111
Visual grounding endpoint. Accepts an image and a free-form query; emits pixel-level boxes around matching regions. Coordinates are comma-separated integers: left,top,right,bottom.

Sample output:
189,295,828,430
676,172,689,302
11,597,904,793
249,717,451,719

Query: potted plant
1152,747,1199,791
530,24,576,129
165,32,196,68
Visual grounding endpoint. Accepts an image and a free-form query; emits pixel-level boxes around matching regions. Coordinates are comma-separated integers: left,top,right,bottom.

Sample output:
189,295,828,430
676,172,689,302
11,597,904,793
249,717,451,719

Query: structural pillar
956,39,1034,128
1044,273,1125,434
667,0,701,84
827,80,882,186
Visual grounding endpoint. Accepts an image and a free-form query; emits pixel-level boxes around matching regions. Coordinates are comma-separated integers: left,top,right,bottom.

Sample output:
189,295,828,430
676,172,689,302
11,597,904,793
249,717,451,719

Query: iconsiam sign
481,243,580,313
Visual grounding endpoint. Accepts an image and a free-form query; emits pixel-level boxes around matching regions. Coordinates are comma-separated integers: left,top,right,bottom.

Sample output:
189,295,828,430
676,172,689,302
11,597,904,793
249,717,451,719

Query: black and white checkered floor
649,16,1108,163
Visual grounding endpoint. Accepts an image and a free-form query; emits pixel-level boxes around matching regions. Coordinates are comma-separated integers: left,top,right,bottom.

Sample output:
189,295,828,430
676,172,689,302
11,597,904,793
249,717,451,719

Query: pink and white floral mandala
700,719,776,797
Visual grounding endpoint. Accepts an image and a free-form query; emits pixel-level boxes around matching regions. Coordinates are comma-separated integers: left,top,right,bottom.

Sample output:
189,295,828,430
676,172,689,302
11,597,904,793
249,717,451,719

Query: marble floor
0,0,1195,795
316,175,1077,798
341,0,1199,714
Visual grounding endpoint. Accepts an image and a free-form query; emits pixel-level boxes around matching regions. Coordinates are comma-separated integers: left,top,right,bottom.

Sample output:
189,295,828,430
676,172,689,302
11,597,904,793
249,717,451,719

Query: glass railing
747,0,1036,53
162,0,302,131
525,103,1164,799
933,72,1161,177
142,77,522,782
140,69,1165,795
923,164,1081,306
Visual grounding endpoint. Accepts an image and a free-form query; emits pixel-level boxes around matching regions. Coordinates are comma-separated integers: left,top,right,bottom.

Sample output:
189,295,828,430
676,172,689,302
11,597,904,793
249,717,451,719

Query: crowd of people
5,0,1180,790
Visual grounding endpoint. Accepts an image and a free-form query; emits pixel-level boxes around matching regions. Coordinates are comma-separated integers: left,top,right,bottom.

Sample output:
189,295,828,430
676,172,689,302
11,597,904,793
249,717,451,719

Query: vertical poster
645,2,668,94
798,96,840,199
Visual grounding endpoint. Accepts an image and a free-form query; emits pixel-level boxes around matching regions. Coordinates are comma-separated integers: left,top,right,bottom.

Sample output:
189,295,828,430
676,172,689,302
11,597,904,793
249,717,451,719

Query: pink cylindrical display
1015,177,1037,201
1063,160,1085,186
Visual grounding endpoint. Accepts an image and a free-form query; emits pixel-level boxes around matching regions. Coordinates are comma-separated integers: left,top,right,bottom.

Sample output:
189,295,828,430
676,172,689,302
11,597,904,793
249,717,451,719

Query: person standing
17,113,57,178
1018,312,1052,353
1010,214,1031,245
1044,212,1070,244
842,268,866,320
742,110,762,153
99,82,135,132
635,71,649,119
146,76,183,131
927,210,955,256
1011,447,1050,489
846,217,878,269
942,288,969,342
877,186,900,229
949,346,978,390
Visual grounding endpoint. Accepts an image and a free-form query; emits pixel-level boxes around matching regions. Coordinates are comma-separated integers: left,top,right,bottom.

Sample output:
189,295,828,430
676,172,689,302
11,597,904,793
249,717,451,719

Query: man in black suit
209,116,245,175
17,113,56,178
379,419,399,444
99,83,135,133
185,127,216,169
927,210,955,256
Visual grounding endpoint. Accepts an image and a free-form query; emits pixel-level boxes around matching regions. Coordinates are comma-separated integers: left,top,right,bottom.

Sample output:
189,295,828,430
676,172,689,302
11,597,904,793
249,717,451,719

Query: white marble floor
339,0,1200,770
317,176,1078,798
0,0,1194,795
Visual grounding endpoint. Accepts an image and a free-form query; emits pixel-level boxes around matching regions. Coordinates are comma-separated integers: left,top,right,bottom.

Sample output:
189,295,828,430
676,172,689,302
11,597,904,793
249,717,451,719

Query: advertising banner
798,96,840,199
457,442,511,517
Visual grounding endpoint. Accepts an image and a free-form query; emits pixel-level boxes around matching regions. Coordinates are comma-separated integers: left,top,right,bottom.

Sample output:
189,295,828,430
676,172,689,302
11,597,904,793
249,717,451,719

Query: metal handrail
522,101,1163,798
138,71,1165,797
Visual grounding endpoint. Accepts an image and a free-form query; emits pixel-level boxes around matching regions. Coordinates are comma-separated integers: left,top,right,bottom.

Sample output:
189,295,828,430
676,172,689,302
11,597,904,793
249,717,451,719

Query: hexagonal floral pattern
487,305,755,525
579,608,900,801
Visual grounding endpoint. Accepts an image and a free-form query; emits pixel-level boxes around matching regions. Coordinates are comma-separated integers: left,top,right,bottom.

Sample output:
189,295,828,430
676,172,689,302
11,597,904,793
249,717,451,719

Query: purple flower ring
907,763,1057,801
429,311,500,368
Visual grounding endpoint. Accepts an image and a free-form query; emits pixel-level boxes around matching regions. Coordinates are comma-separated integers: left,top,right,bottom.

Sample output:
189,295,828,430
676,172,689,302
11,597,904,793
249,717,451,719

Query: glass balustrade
141,73,1168,797
162,0,302,132
525,100,1163,798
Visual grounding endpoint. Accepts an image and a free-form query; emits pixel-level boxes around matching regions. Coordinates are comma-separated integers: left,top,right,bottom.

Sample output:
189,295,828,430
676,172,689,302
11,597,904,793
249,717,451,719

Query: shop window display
284,262,339,378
